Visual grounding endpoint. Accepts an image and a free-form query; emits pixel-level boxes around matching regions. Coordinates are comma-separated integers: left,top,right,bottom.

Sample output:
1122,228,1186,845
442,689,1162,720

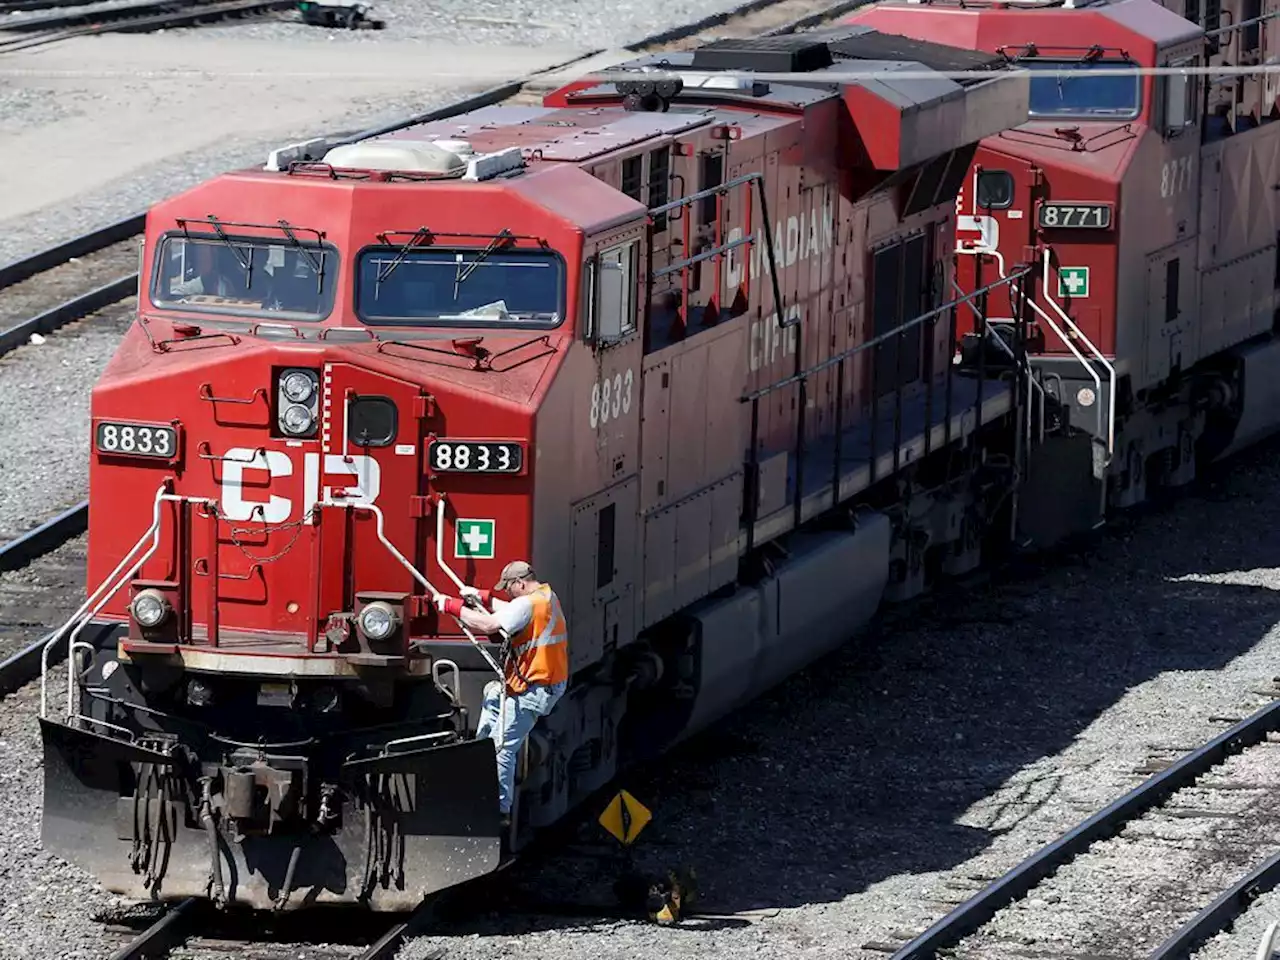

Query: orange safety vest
505,583,569,695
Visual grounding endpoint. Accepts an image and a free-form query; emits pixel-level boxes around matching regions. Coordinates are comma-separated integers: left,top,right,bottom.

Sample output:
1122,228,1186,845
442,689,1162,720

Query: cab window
354,246,565,329
1160,57,1198,137
977,170,1014,209
1025,60,1141,120
151,233,337,322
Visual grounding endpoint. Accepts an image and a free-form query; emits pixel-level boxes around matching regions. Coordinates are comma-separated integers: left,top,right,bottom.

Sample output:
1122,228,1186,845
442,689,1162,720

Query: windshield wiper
204,215,253,277
275,219,325,291
453,229,516,299
376,226,432,286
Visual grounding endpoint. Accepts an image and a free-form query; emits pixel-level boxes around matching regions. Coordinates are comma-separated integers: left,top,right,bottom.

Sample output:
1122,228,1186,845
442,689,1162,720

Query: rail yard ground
8,4,1280,959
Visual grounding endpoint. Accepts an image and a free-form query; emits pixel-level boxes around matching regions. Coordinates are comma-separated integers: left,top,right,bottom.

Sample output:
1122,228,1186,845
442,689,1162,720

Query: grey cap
494,559,534,592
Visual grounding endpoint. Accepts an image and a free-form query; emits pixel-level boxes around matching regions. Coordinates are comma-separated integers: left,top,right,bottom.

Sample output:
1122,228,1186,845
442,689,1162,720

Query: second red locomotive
849,0,1280,546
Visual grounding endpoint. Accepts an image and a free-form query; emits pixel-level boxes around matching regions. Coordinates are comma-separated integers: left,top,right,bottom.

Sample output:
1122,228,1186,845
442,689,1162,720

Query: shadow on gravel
432,436,1280,938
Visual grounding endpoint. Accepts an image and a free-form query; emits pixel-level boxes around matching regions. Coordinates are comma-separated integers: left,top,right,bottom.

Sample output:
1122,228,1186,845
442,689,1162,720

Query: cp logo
220,448,382,523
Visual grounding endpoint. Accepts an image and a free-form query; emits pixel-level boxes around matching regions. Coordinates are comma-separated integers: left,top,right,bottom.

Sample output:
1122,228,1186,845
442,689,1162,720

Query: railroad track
0,0,298,53
0,0,116,11
875,688,1280,960
0,213,141,358
102,895,449,959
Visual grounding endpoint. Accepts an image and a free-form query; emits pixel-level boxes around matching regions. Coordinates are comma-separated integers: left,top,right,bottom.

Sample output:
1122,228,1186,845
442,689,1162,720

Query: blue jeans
475,679,567,815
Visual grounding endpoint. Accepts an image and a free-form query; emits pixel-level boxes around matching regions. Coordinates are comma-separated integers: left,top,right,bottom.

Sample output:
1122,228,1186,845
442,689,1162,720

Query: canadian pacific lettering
221,448,382,523
725,202,833,373
724,200,836,290
749,305,801,372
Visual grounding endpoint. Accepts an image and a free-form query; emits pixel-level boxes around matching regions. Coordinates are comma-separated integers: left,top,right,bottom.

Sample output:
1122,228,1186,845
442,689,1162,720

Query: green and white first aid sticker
1057,266,1090,299
455,519,496,559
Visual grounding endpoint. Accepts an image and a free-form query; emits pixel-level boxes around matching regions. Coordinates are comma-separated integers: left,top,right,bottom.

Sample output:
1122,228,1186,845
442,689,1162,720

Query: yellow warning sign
597,789,652,846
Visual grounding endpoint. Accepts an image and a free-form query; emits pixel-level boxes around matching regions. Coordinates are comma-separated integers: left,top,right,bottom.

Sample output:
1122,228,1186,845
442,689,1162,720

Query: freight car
847,0,1280,547
37,28,1039,912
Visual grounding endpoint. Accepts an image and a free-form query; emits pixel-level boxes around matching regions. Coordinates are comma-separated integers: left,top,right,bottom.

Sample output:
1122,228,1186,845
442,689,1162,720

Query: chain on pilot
433,560,569,828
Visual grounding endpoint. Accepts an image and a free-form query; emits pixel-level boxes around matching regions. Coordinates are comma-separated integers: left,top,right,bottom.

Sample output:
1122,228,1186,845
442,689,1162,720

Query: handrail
42,486,222,720
952,277,1046,447
1203,8,1280,39
741,266,1034,403
1040,248,1116,461
433,494,504,632
647,170,790,332
62,493,218,719
428,494,512,737
739,263,1033,554
434,498,469,596
958,242,1104,449
41,482,168,718
312,499,504,681
46,493,507,736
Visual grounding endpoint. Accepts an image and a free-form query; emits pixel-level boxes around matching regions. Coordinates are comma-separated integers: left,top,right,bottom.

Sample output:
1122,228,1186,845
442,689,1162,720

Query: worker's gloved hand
433,594,465,618
460,586,492,605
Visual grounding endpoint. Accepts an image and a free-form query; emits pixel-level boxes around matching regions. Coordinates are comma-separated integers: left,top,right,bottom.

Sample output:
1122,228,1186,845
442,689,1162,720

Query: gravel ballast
0,303,133,543
8,389,1280,959
1192,881,1280,960
0,655,121,960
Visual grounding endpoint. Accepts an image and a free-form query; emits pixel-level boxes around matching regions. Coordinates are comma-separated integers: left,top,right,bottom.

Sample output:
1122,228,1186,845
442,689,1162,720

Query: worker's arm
436,594,533,639
455,605,507,637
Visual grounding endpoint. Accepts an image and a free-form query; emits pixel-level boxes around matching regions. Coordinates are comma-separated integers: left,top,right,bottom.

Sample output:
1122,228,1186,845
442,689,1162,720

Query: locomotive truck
43,4,1271,915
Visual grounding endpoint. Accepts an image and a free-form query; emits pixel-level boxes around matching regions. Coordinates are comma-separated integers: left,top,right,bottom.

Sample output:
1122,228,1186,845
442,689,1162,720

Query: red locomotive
847,0,1280,546
40,23,1089,914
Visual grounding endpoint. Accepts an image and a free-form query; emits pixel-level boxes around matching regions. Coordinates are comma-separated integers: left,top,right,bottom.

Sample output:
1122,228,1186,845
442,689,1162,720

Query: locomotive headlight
131,589,170,628
282,371,315,403
281,403,315,436
357,601,399,641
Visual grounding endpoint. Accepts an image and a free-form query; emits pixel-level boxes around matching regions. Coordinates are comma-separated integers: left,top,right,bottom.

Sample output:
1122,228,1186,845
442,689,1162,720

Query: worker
433,560,569,828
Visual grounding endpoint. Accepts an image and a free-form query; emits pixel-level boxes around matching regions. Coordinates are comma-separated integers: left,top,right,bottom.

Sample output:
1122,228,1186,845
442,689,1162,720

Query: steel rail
0,273,138,357
106,897,199,960
0,0,890,750
105,896,446,959
0,0,247,32
0,0,295,51
1147,849,1280,960
0,214,143,291
888,698,1280,960
0,500,88,573
355,899,447,960
0,0,111,11
0,499,87,696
